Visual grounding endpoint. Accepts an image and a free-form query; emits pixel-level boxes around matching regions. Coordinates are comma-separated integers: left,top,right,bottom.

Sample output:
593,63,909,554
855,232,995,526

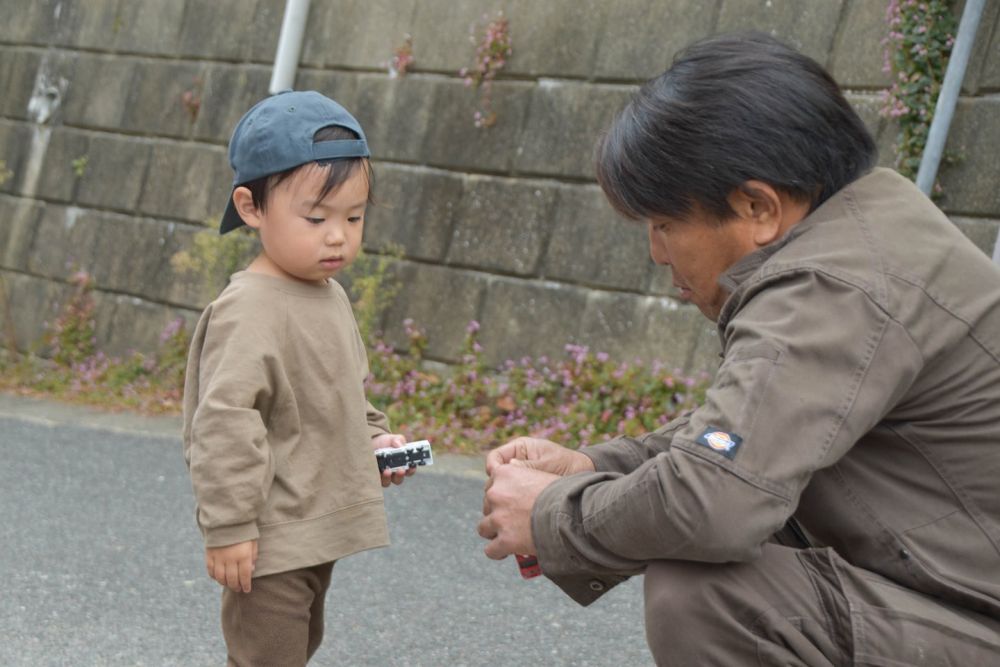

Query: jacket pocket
850,601,1000,665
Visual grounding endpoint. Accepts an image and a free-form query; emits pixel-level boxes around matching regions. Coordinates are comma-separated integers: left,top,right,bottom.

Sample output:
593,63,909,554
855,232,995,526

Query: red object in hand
516,554,542,579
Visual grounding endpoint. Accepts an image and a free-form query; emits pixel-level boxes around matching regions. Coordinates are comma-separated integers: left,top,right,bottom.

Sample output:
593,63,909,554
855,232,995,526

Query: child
182,90,413,665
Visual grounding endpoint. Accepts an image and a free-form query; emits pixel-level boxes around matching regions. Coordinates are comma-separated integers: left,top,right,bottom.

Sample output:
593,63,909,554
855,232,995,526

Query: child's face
246,163,368,285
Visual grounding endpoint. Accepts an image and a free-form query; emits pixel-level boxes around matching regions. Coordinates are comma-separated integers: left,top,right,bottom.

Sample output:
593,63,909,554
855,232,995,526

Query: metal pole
269,0,312,94
914,0,985,195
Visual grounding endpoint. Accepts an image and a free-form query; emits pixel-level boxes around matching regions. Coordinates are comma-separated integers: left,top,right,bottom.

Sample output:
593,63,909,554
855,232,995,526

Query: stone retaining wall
1,0,998,372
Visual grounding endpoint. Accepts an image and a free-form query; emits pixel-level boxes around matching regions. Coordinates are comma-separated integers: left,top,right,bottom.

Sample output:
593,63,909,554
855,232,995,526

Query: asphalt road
0,395,652,666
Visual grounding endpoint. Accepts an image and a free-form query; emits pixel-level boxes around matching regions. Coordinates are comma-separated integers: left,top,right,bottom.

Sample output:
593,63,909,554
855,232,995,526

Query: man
479,33,1000,665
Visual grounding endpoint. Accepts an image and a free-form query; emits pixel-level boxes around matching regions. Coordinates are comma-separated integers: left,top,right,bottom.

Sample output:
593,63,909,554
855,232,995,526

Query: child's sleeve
185,303,277,548
366,400,391,439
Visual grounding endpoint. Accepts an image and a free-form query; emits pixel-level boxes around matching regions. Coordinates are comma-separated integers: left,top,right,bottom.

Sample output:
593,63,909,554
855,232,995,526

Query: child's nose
325,224,345,245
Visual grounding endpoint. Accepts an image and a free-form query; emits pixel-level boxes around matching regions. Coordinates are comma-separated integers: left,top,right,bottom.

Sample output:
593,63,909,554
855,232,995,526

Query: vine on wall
880,0,956,182
459,11,513,128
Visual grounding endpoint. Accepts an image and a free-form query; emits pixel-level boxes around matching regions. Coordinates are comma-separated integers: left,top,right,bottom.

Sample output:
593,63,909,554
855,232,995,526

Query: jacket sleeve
185,301,280,548
579,414,690,474
532,269,923,605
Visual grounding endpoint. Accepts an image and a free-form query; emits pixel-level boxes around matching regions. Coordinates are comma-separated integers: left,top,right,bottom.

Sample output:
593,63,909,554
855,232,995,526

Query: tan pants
644,544,1000,666
221,561,335,667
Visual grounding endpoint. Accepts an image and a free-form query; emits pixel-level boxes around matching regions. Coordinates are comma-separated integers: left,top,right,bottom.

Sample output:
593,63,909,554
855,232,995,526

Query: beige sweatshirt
182,271,390,577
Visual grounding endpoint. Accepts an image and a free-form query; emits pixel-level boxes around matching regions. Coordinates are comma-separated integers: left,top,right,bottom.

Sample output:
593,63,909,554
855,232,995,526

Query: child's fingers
225,560,242,591
239,558,253,593
213,559,227,588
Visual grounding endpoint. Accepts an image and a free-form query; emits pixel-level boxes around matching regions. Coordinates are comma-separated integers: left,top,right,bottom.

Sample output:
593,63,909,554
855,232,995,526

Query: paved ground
0,394,652,666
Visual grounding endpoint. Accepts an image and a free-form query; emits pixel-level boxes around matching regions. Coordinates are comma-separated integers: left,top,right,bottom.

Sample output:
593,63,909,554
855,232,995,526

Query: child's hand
372,433,417,488
205,540,258,593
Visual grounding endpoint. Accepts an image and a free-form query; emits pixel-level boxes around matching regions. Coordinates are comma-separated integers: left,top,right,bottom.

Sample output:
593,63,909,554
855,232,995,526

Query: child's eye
305,217,324,224
348,216,363,224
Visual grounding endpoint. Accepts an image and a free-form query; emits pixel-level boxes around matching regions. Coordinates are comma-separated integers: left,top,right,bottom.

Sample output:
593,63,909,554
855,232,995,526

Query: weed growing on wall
47,271,97,366
460,11,513,128
880,0,956,181
181,77,204,123
339,246,403,345
0,160,12,185
387,34,415,78
170,225,258,298
71,155,88,178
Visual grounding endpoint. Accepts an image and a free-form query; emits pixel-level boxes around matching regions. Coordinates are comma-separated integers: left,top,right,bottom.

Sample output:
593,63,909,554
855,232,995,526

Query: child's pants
221,561,335,667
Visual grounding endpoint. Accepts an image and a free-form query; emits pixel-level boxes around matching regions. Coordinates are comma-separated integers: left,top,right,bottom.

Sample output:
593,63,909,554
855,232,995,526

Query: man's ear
727,180,784,246
232,187,262,230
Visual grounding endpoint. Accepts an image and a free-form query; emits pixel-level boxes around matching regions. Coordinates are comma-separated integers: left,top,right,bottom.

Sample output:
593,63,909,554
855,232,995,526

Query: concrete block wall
1,0,998,373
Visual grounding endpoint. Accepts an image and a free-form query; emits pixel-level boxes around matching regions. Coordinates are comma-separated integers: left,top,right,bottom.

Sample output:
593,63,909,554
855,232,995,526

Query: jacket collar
713,169,883,330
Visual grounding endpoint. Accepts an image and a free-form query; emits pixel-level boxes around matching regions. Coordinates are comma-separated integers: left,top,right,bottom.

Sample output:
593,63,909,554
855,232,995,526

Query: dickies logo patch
696,427,743,460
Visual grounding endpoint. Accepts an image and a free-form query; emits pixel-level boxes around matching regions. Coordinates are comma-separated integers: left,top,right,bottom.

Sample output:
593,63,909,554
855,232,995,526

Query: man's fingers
477,514,497,540
485,442,518,475
485,449,505,476
483,539,510,561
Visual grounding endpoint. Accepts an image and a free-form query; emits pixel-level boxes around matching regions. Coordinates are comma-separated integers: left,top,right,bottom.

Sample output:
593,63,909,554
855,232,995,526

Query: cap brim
219,195,245,234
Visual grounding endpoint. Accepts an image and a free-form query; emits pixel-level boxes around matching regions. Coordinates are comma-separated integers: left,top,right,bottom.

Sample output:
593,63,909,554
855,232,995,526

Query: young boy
182,90,413,665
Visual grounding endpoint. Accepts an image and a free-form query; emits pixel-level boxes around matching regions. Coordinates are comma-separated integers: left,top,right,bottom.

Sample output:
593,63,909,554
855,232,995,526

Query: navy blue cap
220,90,370,234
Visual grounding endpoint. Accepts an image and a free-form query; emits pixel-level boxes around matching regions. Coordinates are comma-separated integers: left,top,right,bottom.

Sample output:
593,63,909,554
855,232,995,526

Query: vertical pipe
914,0,985,195
269,0,312,94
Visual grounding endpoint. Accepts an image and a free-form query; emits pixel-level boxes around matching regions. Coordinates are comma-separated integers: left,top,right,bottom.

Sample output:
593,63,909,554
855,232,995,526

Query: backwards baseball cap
219,90,370,234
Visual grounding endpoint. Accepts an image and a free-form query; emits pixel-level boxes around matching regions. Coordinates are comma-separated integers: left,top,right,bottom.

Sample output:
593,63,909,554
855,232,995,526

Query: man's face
252,163,368,285
647,207,759,321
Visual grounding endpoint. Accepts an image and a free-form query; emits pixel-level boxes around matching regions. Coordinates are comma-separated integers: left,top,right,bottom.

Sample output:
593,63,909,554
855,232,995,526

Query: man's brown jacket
533,168,1000,619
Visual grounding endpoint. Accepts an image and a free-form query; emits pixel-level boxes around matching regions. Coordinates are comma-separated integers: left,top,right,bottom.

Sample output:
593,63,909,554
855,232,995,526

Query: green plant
459,11,512,128
170,225,258,298
0,160,12,186
339,246,403,345
71,155,88,178
880,0,956,181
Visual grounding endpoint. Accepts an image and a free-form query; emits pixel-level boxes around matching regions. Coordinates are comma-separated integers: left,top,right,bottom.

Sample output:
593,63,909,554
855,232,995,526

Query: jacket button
899,548,911,560
588,579,606,592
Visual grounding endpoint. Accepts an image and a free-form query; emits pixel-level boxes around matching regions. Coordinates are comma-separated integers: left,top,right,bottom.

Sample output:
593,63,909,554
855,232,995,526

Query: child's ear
232,187,262,229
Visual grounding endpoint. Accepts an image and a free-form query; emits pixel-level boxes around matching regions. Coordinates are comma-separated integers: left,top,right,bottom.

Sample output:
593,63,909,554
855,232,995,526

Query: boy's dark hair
244,125,374,214
596,32,877,222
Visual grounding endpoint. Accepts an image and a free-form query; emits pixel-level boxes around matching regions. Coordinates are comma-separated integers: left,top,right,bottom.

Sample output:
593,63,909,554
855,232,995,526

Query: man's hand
371,433,416,487
478,460,560,560
206,540,258,593
485,436,595,478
